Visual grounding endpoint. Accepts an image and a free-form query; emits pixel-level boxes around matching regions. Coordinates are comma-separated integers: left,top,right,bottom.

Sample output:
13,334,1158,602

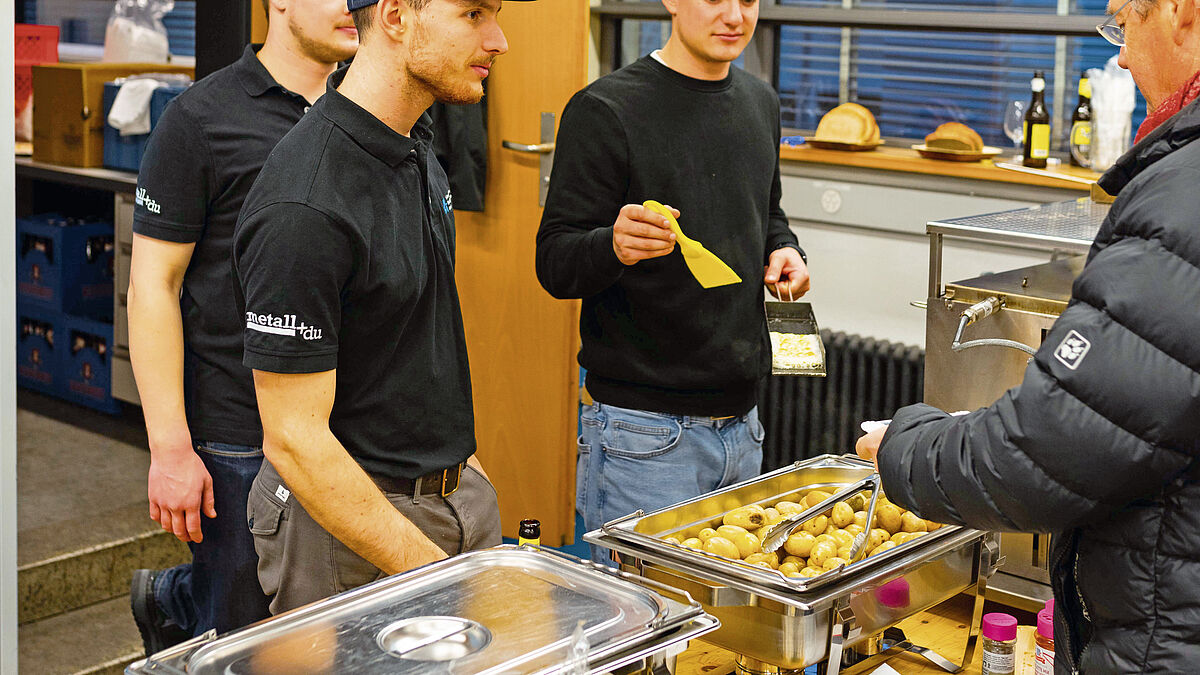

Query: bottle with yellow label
1023,71,1051,169
518,519,541,546
1070,72,1092,168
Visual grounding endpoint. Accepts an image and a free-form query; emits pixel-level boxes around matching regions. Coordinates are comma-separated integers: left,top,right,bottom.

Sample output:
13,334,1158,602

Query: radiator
757,329,925,470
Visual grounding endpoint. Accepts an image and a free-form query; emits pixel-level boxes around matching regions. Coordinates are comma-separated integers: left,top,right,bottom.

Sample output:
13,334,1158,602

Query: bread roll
924,122,984,152
814,103,879,144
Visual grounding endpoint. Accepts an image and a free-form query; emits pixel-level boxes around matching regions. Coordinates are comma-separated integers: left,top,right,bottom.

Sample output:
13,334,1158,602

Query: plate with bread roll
806,102,884,151
913,122,1002,161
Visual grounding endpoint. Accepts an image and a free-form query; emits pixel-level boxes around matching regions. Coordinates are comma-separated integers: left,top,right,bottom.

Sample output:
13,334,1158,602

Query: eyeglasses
1096,0,1135,46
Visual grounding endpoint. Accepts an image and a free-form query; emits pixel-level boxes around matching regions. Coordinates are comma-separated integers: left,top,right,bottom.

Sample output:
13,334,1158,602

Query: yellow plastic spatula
643,200,742,289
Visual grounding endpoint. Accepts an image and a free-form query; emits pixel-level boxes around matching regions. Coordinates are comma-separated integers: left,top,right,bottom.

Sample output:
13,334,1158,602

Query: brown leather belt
371,461,465,498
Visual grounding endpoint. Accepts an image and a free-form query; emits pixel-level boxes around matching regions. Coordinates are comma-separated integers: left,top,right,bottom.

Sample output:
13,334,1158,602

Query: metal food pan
584,455,998,672
766,301,826,376
593,455,964,595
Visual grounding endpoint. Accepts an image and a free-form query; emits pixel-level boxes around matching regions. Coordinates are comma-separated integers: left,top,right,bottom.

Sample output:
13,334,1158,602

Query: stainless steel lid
134,546,712,675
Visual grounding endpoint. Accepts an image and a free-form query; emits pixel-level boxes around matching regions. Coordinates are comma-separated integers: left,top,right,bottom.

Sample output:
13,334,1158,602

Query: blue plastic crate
16,302,64,396
16,214,114,320
61,314,120,414
102,82,188,173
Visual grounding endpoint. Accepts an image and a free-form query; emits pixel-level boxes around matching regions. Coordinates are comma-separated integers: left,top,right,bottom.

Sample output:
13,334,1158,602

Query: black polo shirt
133,45,311,447
232,68,474,480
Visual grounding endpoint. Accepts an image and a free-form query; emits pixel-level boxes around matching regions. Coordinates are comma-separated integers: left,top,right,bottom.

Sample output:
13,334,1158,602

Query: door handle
501,112,556,206
501,140,555,153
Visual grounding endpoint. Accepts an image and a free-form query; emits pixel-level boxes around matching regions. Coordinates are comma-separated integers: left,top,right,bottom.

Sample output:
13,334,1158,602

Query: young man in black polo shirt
536,0,811,563
126,0,357,653
232,0,524,613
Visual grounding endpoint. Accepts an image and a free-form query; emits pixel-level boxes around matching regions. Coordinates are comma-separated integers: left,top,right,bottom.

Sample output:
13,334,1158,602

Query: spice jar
1035,599,1055,675
981,612,1018,675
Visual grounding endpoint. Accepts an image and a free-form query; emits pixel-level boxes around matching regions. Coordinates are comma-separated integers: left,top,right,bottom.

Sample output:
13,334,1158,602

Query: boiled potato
822,556,848,571
783,532,816,557
775,500,803,516
663,536,681,545
830,529,855,548
844,524,864,537
845,493,867,512
681,537,703,549
718,528,761,558
901,512,929,533
724,505,767,530
781,555,805,567
830,502,855,528
824,523,839,536
801,515,829,536
763,507,784,525
748,561,774,570
703,536,741,560
868,528,890,550
876,504,903,534
836,544,853,560
851,510,878,530
869,540,897,557
925,520,943,531
698,527,719,542
891,531,916,545
799,566,824,578
808,540,837,568
803,490,832,509
779,561,802,576
744,551,779,569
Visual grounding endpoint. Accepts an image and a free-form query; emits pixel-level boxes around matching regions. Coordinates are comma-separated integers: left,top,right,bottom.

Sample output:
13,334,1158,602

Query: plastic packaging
1088,54,1137,172
103,0,175,63
981,612,1018,675
1035,599,1055,675
563,619,589,675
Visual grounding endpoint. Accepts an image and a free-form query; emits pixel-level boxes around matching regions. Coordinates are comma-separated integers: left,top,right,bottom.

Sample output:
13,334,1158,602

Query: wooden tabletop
675,593,984,675
780,144,1102,192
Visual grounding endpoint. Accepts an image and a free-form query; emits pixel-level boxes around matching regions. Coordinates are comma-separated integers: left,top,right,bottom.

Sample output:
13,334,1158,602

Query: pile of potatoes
662,488,944,579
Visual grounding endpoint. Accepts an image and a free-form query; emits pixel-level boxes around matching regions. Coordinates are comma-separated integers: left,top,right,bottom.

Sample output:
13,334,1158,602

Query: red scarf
1135,70,1200,143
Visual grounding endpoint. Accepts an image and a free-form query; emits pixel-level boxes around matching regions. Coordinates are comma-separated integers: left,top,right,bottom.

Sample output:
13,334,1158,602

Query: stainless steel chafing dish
125,545,718,675
585,455,1001,675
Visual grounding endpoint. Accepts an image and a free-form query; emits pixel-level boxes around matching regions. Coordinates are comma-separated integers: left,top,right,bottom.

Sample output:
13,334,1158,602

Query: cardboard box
16,302,64,397
62,314,120,414
17,214,115,320
32,62,193,167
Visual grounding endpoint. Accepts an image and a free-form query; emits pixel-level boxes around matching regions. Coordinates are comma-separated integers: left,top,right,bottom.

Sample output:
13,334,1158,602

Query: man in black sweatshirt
536,0,809,562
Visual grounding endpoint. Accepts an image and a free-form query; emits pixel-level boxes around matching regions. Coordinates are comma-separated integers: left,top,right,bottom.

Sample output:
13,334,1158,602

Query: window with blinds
611,0,1142,150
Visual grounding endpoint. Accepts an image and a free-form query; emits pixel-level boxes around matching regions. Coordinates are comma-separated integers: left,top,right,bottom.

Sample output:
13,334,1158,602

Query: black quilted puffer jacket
878,97,1200,674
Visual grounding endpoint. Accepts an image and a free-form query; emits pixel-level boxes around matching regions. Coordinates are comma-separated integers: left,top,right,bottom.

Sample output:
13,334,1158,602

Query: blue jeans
155,441,272,635
577,402,765,564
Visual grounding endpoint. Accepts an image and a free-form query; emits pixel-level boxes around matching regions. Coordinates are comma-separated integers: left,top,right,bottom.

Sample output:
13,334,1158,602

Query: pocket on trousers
749,409,766,444
601,411,682,459
246,483,285,599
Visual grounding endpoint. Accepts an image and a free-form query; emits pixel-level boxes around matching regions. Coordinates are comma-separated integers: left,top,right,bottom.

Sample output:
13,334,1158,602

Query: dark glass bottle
518,519,541,546
1023,71,1051,169
1069,71,1092,168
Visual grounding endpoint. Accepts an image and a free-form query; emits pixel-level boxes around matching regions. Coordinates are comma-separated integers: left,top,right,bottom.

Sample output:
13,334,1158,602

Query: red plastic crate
15,24,59,66
16,64,32,118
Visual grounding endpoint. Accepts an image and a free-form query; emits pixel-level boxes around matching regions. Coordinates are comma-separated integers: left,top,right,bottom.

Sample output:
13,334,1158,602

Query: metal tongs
760,474,882,561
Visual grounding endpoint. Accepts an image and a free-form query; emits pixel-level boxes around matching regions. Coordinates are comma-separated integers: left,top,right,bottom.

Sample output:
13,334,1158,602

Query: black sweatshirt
536,56,802,416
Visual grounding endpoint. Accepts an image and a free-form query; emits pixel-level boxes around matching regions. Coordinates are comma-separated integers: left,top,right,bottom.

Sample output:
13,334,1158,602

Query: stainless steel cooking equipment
924,199,1108,612
766,298,826,377
125,545,719,675
585,455,1000,675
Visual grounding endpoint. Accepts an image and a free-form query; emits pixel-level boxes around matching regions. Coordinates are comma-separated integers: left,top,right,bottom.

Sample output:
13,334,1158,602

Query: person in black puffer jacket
856,10,1200,673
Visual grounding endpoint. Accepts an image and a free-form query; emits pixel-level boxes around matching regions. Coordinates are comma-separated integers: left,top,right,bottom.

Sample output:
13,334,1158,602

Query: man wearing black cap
233,0,519,613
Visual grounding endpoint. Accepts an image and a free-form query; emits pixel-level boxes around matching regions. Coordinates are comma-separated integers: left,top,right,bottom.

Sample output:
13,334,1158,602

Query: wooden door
454,0,590,544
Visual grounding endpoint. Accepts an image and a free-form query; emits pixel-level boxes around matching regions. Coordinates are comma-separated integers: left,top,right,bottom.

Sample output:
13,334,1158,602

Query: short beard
289,17,357,65
406,17,485,105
